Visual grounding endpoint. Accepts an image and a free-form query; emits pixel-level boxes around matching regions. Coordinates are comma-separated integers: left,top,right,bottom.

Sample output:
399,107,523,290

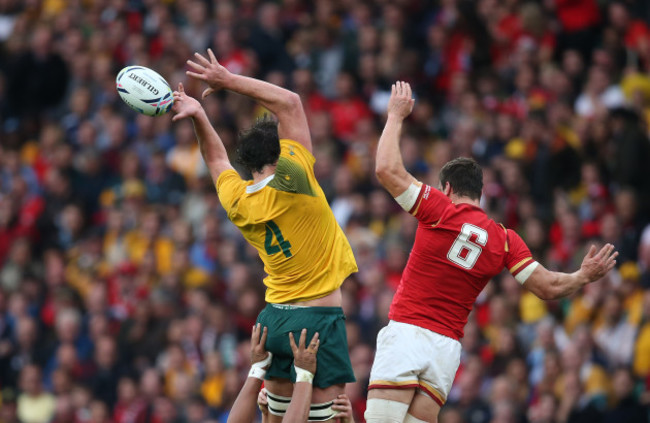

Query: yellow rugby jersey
216,139,358,303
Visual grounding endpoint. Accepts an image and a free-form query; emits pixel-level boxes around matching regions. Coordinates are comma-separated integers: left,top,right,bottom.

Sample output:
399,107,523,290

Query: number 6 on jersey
447,223,488,269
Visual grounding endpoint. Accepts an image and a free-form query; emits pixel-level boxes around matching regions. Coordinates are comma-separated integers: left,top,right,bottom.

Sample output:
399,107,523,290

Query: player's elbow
282,91,302,112
375,164,392,188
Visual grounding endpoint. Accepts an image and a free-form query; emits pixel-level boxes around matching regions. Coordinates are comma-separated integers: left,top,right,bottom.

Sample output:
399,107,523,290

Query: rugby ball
115,66,174,116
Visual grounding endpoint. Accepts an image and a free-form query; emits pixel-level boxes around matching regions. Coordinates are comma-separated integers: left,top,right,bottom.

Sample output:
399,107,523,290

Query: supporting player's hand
387,81,415,120
257,388,269,416
579,243,618,283
332,394,354,423
289,328,319,374
186,49,231,99
171,83,203,122
250,323,271,367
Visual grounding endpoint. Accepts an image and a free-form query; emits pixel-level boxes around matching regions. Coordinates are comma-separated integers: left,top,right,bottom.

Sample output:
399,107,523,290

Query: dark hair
439,157,483,200
236,117,280,174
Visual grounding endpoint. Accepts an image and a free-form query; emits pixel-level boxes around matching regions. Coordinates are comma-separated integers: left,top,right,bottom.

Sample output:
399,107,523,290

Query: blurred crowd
1,0,650,422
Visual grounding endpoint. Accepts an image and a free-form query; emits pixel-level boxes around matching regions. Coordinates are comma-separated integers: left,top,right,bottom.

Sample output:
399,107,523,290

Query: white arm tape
516,261,539,285
395,183,421,212
248,352,273,380
294,365,314,384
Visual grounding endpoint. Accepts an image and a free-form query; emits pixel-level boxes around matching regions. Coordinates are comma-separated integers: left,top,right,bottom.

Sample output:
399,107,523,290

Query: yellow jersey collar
246,174,275,194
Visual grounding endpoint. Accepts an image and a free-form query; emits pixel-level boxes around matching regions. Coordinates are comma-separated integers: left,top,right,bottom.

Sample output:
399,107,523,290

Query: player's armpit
216,169,247,214
206,159,235,186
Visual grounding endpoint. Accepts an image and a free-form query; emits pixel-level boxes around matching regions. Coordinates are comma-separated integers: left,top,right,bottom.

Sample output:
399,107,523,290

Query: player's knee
404,413,432,423
364,398,409,423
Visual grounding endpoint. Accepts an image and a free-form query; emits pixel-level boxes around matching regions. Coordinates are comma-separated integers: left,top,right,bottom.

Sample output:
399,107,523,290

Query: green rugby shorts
256,303,356,388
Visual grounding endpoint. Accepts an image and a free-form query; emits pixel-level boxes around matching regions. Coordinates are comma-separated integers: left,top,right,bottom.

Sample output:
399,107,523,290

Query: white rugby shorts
368,320,461,406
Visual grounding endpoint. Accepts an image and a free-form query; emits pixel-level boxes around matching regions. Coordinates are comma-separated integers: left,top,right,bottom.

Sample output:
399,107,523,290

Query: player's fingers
585,244,597,259
194,52,211,66
606,259,616,271
606,244,616,259
186,71,207,81
288,332,298,353
207,48,218,64
186,59,205,71
251,323,260,346
178,82,184,93
405,82,412,99
260,326,268,347
606,252,618,268
298,328,307,349
598,243,612,259
391,83,396,97
171,112,184,122
309,333,320,353
595,243,611,260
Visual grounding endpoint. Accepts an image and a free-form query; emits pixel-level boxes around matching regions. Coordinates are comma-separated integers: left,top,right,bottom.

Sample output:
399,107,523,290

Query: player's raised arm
284,329,320,423
187,49,311,152
375,81,418,198
227,324,272,423
524,243,618,300
172,83,234,183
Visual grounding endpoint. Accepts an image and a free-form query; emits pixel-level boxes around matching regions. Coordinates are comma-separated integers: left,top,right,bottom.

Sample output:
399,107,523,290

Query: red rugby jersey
389,184,537,340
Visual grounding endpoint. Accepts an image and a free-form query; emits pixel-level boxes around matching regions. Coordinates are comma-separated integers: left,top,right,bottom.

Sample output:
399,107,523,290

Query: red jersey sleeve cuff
408,184,427,216
509,258,539,284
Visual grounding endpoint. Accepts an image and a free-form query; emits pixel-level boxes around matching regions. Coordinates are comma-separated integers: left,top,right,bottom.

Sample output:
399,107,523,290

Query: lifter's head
237,117,280,174
439,157,483,201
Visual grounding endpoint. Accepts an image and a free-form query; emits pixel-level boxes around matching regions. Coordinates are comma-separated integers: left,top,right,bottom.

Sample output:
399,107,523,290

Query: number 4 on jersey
447,223,488,269
265,220,292,258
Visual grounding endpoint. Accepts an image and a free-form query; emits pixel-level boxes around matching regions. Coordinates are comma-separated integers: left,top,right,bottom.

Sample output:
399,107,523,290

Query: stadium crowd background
0,0,650,422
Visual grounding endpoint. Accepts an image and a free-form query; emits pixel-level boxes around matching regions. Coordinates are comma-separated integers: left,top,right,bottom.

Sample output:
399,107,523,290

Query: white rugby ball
116,66,174,116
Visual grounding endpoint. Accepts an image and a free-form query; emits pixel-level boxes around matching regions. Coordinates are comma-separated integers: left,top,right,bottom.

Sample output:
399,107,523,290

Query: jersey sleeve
216,169,247,216
504,228,539,285
408,184,452,225
279,139,316,174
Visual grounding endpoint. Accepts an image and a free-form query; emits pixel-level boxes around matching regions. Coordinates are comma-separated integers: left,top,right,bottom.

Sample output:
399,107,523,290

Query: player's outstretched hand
332,394,355,423
580,243,618,283
257,388,269,416
251,323,271,367
186,48,231,99
171,83,202,122
289,328,319,375
387,81,415,120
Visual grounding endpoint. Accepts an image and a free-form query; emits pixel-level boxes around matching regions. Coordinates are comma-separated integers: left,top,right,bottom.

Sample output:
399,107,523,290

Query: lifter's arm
524,244,618,300
283,329,320,423
187,50,311,151
375,82,418,198
172,83,234,183
227,324,271,423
